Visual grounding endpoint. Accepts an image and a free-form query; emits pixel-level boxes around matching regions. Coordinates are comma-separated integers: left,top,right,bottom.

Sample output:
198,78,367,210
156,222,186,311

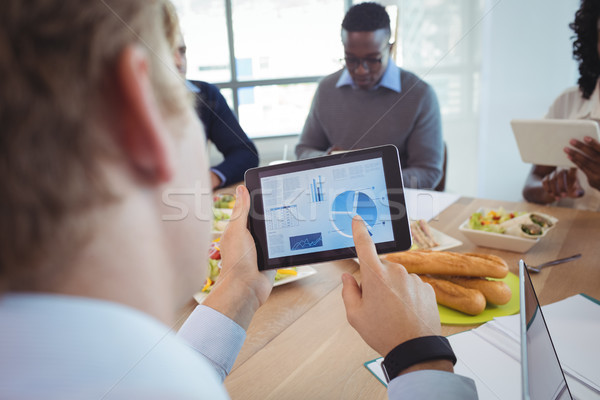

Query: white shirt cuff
177,305,246,382
388,370,478,400
210,168,226,187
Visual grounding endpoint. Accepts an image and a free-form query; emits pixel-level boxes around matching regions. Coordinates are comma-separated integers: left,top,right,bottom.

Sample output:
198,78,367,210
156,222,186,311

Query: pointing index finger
352,215,384,278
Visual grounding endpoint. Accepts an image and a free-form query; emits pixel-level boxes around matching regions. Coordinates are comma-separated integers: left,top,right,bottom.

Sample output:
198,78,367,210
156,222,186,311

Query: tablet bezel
244,145,412,270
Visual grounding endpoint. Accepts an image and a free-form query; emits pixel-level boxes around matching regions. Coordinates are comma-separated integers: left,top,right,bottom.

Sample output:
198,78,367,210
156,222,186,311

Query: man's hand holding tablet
204,185,276,330
244,145,412,270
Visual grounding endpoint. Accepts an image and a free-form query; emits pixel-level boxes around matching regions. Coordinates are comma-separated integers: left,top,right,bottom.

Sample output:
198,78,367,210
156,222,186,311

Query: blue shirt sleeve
177,305,246,382
388,370,478,399
192,81,259,186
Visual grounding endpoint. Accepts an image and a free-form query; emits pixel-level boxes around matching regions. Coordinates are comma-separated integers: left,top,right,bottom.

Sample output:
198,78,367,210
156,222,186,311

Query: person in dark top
188,80,259,188
168,6,258,188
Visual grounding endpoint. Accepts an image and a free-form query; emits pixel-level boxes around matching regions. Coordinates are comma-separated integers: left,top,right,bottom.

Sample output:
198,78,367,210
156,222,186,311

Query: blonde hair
162,0,181,50
0,0,189,289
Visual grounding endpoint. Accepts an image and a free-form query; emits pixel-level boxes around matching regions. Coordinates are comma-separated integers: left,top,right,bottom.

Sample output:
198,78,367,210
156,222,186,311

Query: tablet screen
245,145,411,270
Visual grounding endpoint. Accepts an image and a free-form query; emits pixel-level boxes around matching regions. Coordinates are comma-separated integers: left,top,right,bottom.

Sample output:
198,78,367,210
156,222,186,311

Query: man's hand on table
203,185,275,330
341,216,453,377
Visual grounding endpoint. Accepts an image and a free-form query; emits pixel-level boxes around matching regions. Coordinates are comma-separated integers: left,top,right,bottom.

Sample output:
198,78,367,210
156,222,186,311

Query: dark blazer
190,80,259,186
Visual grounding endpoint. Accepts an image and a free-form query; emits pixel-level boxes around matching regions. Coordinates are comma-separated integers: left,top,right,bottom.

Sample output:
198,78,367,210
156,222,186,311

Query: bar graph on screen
310,176,326,203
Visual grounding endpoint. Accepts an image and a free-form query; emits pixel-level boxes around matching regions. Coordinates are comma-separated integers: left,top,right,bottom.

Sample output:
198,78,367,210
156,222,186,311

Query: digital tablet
244,145,412,270
511,119,600,167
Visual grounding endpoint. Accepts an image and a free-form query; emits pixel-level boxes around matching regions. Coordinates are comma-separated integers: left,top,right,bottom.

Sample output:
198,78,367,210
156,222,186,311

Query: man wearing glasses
295,2,444,190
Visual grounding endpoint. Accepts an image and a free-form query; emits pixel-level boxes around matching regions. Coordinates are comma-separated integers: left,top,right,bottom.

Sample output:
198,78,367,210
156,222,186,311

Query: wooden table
210,197,600,400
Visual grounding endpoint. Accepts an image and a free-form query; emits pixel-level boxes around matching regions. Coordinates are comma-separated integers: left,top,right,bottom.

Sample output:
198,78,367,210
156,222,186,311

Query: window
393,0,484,197
175,0,231,82
173,0,345,138
173,1,482,144
393,0,483,122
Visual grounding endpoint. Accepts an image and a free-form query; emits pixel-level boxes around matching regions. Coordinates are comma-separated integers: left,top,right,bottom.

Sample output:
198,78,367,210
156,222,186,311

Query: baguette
419,275,487,315
383,250,508,279
437,276,512,305
462,253,508,267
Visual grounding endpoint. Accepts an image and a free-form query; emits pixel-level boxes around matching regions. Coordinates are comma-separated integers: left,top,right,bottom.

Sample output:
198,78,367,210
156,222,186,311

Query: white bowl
458,208,558,253
458,220,539,253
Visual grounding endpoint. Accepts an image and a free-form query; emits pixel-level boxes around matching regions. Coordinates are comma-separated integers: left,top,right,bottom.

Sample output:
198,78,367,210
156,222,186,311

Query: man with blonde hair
0,1,476,398
0,1,272,397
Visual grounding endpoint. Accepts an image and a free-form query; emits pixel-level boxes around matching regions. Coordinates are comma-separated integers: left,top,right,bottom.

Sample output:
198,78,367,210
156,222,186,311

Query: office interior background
172,0,580,201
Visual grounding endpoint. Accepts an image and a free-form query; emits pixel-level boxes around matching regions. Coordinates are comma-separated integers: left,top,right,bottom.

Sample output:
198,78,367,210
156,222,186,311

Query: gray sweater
295,68,443,189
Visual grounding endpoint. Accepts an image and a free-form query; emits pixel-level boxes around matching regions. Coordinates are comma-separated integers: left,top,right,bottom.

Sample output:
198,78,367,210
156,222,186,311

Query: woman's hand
542,167,584,201
566,136,600,191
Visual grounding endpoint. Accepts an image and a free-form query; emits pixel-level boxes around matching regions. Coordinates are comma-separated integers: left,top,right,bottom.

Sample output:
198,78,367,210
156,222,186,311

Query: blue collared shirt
0,293,243,398
335,61,401,92
186,79,201,93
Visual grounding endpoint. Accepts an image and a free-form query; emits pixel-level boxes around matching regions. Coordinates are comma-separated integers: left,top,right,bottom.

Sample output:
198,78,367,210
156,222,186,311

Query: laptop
519,260,573,399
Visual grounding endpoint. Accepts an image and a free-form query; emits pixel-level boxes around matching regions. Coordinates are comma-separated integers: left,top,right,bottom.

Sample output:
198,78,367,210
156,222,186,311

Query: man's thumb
229,185,250,224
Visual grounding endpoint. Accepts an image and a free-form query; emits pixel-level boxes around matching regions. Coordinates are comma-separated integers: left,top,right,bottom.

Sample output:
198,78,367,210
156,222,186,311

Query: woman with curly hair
523,0,600,210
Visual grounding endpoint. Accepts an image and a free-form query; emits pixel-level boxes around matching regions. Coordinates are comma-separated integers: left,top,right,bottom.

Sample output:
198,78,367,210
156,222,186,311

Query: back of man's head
0,0,186,290
342,2,390,37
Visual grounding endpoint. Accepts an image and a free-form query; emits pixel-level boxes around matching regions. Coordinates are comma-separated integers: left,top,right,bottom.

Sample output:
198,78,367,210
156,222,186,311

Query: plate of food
382,250,519,325
213,193,236,209
194,238,317,304
212,208,232,234
410,219,462,252
459,208,557,253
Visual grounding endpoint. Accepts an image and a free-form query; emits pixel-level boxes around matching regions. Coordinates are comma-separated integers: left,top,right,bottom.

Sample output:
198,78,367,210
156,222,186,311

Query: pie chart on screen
331,190,377,237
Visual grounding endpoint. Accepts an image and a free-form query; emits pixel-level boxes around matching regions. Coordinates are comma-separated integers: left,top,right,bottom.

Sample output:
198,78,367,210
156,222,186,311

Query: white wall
477,0,579,201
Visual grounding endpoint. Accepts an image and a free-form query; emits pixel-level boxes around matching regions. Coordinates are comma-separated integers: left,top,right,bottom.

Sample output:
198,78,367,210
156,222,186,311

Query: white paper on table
542,294,600,393
403,188,460,222
449,329,521,400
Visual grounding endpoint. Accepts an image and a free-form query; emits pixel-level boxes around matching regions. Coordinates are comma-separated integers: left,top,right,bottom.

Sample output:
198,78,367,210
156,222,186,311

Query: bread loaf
437,276,512,305
419,275,487,315
384,250,509,279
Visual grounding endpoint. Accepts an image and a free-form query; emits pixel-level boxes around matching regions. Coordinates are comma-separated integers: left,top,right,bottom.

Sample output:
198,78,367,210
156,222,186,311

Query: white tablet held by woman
511,119,600,167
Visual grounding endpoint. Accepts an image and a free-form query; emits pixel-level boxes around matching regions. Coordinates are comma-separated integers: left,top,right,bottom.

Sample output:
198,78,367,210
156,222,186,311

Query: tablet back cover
511,119,600,167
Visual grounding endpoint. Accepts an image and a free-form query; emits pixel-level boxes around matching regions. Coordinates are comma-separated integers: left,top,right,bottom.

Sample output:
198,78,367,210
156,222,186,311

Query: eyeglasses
341,56,383,72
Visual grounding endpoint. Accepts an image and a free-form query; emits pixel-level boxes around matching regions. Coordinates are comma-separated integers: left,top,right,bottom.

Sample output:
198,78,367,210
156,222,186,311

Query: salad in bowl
468,208,556,238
